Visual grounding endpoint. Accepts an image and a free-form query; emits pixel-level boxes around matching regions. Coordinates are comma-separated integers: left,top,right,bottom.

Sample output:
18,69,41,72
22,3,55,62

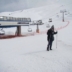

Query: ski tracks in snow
20,41,72,72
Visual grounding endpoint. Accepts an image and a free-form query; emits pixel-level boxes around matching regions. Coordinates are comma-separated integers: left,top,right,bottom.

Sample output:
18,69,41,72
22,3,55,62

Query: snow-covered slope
0,20,72,72
0,4,67,21
0,2,72,72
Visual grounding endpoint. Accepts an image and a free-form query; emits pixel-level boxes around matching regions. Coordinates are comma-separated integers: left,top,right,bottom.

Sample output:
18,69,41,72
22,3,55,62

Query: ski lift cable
32,5,63,22
32,3,72,22
42,3,72,19
31,3,72,22
41,5,69,20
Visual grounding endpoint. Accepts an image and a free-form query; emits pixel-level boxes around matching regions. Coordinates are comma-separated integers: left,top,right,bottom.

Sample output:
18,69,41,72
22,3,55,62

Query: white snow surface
0,3,72,72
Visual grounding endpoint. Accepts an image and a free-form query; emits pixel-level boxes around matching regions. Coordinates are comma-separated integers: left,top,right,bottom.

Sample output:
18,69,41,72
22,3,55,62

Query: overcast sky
0,0,72,12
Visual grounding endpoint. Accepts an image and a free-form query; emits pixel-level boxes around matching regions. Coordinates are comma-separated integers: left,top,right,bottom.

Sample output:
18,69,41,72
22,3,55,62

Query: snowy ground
0,3,72,72
0,20,72,72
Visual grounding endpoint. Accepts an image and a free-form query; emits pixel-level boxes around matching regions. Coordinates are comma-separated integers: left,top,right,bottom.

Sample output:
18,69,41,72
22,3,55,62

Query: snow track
0,30,72,72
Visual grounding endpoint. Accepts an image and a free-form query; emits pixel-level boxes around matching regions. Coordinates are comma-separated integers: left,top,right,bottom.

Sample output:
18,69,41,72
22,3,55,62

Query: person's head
51,25,54,31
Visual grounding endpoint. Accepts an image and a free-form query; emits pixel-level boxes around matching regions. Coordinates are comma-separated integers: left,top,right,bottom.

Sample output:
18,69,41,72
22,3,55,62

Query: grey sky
0,0,72,12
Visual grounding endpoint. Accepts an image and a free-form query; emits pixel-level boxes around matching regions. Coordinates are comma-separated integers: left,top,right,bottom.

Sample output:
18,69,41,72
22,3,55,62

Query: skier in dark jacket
47,25,58,51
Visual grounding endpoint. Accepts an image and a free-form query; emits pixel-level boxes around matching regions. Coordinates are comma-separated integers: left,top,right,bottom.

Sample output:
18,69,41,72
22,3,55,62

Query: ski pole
56,33,58,48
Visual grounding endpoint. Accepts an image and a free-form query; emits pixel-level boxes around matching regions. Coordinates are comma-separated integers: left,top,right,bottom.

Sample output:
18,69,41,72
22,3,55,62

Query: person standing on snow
47,25,58,51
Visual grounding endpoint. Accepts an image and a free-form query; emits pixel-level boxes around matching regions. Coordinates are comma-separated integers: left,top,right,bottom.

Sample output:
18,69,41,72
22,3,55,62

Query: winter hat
51,25,54,29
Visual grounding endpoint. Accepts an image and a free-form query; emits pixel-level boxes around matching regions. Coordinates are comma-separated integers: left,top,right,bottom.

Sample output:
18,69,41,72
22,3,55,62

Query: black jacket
47,29,57,42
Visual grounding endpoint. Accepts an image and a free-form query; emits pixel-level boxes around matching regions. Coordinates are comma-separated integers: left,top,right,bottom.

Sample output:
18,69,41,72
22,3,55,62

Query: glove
56,31,58,34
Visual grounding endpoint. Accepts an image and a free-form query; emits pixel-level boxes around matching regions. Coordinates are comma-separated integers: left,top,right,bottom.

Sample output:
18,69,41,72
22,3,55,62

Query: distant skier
47,25,58,51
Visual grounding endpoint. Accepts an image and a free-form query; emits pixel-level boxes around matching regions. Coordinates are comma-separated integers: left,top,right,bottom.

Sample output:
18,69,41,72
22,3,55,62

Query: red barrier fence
0,21,69,39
